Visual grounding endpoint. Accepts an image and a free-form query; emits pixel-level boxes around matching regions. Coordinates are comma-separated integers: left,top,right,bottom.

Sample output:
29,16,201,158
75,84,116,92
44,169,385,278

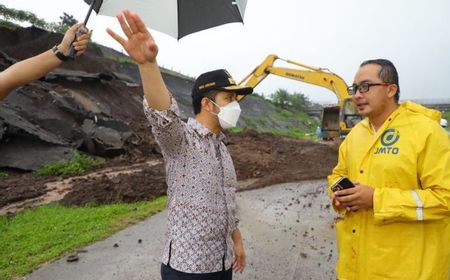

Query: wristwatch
52,45,70,61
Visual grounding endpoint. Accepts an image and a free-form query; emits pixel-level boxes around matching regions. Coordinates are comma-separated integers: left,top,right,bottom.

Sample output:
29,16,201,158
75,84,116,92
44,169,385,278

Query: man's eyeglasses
347,82,392,95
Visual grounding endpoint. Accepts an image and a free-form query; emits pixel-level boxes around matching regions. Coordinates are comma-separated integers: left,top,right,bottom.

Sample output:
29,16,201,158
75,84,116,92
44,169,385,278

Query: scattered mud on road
24,180,338,280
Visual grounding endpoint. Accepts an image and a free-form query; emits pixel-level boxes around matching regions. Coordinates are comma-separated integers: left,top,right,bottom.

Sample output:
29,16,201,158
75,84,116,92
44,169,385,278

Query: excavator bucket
321,106,340,140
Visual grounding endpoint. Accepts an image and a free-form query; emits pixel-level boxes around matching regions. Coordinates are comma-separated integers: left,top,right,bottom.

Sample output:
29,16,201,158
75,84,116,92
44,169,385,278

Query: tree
0,5,77,34
270,88,311,111
271,89,290,109
0,4,47,29
56,12,77,33
289,91,311,111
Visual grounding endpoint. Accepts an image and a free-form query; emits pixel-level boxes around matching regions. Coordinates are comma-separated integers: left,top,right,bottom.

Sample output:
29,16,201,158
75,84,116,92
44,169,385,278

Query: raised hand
107,9,158,64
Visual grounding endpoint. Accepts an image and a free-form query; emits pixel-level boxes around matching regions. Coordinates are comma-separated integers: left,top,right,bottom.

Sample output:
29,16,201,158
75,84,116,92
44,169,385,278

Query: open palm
107,10,158,64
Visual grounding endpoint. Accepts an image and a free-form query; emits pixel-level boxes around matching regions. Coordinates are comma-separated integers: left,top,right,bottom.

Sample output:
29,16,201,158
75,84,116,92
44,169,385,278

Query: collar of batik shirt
187,118,226,141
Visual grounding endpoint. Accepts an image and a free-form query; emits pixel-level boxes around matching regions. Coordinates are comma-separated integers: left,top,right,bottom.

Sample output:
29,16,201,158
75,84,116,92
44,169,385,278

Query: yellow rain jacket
328,101,450,280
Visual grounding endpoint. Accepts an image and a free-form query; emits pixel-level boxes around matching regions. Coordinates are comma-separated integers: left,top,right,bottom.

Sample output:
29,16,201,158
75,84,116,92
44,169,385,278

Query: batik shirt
143,96,238,273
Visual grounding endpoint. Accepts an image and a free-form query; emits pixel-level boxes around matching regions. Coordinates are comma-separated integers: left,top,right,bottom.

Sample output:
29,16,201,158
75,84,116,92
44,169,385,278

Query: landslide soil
0,130,339,210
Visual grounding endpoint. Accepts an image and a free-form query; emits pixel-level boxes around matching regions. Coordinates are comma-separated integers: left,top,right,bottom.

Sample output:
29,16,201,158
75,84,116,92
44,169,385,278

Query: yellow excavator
237,54,361,139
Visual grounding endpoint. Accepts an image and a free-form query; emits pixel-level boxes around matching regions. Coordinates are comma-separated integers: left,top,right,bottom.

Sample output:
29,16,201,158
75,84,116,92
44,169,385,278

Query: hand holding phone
331,177,355,192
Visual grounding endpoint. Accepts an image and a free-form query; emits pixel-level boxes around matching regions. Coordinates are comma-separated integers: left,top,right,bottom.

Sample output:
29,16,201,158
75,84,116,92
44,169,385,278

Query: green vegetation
273,108,313,122
0,171,8,178
270,89,311,111
250,92,270,102
241,115,256,129
104,53,137,65
35,152,105,176
264,88,320,139
0,4,76,33
0,197,167,280
161,67,195,80
228,127,244,133
265,128,316,140
442,111,450,119
237,88,321,140
268,101,320,139
0,19,18,30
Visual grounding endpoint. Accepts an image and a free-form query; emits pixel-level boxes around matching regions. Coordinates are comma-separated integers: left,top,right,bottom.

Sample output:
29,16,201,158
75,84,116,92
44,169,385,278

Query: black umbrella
82,0,248,40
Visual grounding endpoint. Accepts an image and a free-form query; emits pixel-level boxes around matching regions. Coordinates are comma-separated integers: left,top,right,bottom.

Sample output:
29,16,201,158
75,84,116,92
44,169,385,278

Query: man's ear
201,97,212,113
387,84,398,99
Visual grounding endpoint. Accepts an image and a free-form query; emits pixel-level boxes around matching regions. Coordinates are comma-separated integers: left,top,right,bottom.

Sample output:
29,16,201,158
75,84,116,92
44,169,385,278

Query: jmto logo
374,128,400,155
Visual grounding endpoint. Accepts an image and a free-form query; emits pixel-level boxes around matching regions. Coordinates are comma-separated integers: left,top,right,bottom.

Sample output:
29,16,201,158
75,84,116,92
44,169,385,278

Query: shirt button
352,229,356,233
360,170,364,174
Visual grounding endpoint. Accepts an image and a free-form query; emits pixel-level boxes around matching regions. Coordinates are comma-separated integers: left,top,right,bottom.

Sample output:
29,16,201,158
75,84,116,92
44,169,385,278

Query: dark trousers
161,263,232,280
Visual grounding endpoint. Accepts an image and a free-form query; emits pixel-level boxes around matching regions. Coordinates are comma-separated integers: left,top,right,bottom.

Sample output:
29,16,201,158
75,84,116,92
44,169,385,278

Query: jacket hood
401,101,441,123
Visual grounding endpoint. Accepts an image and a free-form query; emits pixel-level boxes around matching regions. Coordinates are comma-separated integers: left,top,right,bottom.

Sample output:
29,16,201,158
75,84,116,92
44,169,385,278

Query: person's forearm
138,61,170,111
232,228,243,245
0,48,63,100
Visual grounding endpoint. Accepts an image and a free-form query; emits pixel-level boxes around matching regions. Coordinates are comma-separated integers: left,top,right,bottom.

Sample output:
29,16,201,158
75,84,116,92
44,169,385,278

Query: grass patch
263,128,317,140
106,54,137,65
241,115,257,129
273,108,313,123
0,171,8,178
35,152,105,176
0,197,167,280
228,127,244,134
160,68,194,80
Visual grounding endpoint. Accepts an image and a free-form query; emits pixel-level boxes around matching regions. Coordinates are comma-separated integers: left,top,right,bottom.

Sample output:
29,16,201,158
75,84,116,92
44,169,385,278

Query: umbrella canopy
84,0,248,39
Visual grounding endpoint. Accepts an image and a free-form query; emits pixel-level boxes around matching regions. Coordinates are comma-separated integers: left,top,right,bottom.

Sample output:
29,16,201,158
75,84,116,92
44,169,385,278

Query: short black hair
360,59,400,103
192,90,219,115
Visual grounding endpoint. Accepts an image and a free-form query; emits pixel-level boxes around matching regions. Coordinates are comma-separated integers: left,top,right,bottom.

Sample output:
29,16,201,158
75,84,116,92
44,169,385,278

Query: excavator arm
238,54,361,138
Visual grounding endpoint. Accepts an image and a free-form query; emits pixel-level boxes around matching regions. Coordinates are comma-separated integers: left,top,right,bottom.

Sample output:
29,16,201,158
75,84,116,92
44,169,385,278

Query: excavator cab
341,99,362,130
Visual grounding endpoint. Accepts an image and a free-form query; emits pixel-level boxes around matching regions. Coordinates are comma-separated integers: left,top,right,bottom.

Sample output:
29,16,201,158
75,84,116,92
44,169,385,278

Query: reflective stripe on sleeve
411,190,424,221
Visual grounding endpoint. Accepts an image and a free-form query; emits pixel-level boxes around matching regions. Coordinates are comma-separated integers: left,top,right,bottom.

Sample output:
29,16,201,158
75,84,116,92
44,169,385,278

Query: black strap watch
52,45,71,62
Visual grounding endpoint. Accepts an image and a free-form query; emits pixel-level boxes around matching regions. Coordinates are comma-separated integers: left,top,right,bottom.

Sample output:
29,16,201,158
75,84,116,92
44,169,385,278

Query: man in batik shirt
107,10,253,280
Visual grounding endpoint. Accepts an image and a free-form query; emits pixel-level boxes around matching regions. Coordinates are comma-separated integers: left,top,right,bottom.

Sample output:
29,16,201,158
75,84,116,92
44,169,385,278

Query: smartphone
331,177,355,192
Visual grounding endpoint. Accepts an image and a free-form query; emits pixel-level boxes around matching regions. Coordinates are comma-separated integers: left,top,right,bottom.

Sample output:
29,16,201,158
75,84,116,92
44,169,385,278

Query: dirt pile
228,130,338,188
60,164,167,206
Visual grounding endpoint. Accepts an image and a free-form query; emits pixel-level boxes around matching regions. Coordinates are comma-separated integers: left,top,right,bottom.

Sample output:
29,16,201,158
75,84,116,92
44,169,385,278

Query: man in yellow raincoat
328,59,450,279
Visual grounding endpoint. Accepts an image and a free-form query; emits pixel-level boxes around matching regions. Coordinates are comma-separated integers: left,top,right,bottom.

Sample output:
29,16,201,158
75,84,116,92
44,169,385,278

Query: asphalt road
25,180,338,280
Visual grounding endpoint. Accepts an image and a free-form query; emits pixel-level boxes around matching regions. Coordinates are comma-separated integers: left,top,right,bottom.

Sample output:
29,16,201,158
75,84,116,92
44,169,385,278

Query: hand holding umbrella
106,10,159,65
59,23,90,57
0,22,91,100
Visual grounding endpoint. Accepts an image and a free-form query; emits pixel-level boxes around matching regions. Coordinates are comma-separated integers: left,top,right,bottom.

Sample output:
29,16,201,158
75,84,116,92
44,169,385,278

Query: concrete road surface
25,180,338,280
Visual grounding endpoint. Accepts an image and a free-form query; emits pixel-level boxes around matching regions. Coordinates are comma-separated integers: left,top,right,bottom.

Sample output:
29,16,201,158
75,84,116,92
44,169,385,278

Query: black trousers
161,263,232,280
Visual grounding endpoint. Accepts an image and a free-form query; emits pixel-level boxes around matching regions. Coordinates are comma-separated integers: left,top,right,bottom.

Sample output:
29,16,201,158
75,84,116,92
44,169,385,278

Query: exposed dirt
227,130,339,189
60,161,166,206
0,129,338,213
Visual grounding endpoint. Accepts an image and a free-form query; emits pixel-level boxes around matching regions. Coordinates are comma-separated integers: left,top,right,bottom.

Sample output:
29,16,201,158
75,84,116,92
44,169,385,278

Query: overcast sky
1,0,449,103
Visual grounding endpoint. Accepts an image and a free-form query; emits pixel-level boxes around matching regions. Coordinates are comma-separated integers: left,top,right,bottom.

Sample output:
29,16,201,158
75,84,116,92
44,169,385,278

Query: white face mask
209,100,242,129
